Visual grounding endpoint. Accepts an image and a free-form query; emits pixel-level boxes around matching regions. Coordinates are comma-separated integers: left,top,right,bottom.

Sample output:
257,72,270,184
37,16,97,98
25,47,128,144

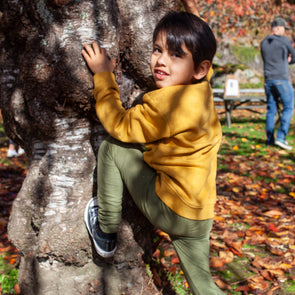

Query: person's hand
288,54,292,63
82,41,116,74
181,0,200,17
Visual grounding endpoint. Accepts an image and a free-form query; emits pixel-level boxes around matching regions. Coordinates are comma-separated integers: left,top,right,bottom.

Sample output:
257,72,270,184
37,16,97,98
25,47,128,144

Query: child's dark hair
153,11,217,70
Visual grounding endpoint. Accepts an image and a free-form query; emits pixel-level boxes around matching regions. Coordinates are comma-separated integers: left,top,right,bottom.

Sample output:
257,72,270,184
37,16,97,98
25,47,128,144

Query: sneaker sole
275,141,292,150
84,198,117,258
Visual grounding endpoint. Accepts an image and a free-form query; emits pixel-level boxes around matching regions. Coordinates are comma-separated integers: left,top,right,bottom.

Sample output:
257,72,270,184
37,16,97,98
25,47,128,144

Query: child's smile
154,69,169,80
150,31,199,89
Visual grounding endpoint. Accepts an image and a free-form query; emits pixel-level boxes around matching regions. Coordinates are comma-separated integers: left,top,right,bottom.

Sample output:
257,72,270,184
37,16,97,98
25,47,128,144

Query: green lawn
218,109,295,156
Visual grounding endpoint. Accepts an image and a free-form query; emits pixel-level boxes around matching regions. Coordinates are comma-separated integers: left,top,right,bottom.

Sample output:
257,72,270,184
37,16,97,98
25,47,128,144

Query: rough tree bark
0,0,178,294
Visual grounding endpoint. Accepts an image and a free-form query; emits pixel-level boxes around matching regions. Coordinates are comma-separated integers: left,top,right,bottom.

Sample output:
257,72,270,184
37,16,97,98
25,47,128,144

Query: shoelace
89,204,98,226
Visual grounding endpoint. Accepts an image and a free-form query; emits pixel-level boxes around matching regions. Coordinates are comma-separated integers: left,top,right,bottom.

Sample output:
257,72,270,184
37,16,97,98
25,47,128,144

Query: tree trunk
0,0,177,294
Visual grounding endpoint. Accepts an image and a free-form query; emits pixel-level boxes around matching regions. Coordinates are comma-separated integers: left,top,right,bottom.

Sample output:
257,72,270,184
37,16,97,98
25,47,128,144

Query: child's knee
98,137,116,161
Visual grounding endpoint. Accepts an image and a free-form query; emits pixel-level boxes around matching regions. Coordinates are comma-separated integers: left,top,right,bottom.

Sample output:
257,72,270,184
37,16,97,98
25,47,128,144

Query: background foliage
198,0,295,43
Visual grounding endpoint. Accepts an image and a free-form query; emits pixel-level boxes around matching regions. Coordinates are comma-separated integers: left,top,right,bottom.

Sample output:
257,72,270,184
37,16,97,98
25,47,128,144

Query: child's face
150,32,199,88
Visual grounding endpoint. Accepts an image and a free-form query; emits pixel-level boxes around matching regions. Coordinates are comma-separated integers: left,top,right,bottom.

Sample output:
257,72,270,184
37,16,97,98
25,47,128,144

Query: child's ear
192,60,211,81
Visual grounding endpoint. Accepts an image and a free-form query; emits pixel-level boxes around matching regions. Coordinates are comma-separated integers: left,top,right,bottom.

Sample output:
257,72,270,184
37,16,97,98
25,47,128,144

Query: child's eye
153,47,161,53
171,52,181,58
170,51,184,58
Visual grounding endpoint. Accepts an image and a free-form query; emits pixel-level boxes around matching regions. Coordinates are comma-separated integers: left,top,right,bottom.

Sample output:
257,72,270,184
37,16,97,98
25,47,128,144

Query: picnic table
213,88,266,127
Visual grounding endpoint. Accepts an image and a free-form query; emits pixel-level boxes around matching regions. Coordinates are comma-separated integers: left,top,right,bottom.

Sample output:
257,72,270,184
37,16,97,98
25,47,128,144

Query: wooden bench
213,88,266,127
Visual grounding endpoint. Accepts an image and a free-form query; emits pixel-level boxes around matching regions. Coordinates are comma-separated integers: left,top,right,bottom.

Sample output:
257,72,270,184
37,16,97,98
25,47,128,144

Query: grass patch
0,256,18,295
218,111,295,158
239,80,264,89
167,270,192,295
231,45,261,65
219,116,268,157
283,279,295,294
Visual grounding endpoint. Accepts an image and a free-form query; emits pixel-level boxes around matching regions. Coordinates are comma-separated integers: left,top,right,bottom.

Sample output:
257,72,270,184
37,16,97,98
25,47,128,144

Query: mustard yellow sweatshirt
93,71,222,220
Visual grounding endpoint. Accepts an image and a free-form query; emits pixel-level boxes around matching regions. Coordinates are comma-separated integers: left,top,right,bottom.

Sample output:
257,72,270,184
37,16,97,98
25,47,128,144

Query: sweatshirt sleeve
93,72,170,143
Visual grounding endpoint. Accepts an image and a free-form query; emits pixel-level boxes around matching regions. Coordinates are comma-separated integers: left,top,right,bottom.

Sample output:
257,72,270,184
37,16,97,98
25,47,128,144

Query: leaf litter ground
153,108,295,295
0,113,26,294
1,108,295,295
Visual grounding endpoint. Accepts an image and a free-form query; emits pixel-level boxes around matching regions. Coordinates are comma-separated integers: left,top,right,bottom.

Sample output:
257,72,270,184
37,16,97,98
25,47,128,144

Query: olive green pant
97,137,224,295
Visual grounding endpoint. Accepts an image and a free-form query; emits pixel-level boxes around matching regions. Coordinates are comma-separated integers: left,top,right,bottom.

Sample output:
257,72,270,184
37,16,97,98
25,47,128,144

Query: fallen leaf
219,250,234,263
248,275,270,291
170,257,180,264
264,209,283,218
210,256,225,268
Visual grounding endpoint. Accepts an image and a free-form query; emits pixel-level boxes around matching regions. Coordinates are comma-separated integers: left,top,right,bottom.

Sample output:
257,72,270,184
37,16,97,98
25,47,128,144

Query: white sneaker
7,149,18,157
275,140,292,150
18,148,25,156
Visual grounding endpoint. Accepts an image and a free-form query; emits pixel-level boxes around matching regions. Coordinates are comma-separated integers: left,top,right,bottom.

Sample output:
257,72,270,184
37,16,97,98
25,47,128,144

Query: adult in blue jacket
261,17,295,150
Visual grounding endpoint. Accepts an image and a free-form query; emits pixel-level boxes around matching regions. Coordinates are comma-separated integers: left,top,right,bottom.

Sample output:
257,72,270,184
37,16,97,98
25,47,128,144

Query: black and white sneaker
84,198,117,258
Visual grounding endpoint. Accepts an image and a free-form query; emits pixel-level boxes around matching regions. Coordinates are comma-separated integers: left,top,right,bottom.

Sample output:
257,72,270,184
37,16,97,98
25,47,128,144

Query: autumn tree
0,1,177,294
198,0,294,41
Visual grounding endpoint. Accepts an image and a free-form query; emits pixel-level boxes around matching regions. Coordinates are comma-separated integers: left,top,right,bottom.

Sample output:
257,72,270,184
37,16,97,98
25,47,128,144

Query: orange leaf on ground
248,275,270,291
210,240,226,250
279,263,293,270
167,264,177,274
260,270,273,281
264,209,283,218
9,258,16,264
247,226,265,235
214,277,231,290
267,223,279,232
245,233,266,245
252,256,267,269
268,269,285,277
170,257,180,264
164,249,176,257
266,238,288,256
267,285,281,294
219,250,234,264
235,285,251,292
228,246,243,257
14,284,21,294
156,230,171,241
210,256,225,268
231,240,244,251
213,216,225,222
0,245,14,252
222,229,239,242
153,248,160,258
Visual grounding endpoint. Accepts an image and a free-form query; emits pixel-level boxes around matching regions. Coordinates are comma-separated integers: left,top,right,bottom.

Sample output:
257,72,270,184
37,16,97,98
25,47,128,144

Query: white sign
225,78,240,97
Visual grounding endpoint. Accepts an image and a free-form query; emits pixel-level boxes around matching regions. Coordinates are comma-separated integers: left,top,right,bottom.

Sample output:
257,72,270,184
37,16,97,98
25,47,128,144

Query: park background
1,0,295,294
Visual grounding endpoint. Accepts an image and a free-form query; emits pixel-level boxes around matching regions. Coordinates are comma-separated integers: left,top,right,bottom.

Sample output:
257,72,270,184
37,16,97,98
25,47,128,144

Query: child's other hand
181,0,200,17
82,41,116,74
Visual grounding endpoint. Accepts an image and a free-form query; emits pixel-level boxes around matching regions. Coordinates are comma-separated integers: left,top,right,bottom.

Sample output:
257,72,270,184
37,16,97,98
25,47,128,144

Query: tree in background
0,1,176,294
197,0,294,42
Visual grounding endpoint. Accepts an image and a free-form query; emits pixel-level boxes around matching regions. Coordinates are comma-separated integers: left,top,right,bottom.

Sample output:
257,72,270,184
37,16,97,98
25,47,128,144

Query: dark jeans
264,80,294,144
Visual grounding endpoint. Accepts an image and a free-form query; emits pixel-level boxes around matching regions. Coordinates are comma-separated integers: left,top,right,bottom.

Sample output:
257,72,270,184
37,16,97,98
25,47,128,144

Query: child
82,3,224,294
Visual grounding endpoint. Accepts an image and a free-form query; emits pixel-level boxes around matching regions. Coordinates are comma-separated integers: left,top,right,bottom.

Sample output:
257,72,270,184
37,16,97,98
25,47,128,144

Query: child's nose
156,53,167,66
